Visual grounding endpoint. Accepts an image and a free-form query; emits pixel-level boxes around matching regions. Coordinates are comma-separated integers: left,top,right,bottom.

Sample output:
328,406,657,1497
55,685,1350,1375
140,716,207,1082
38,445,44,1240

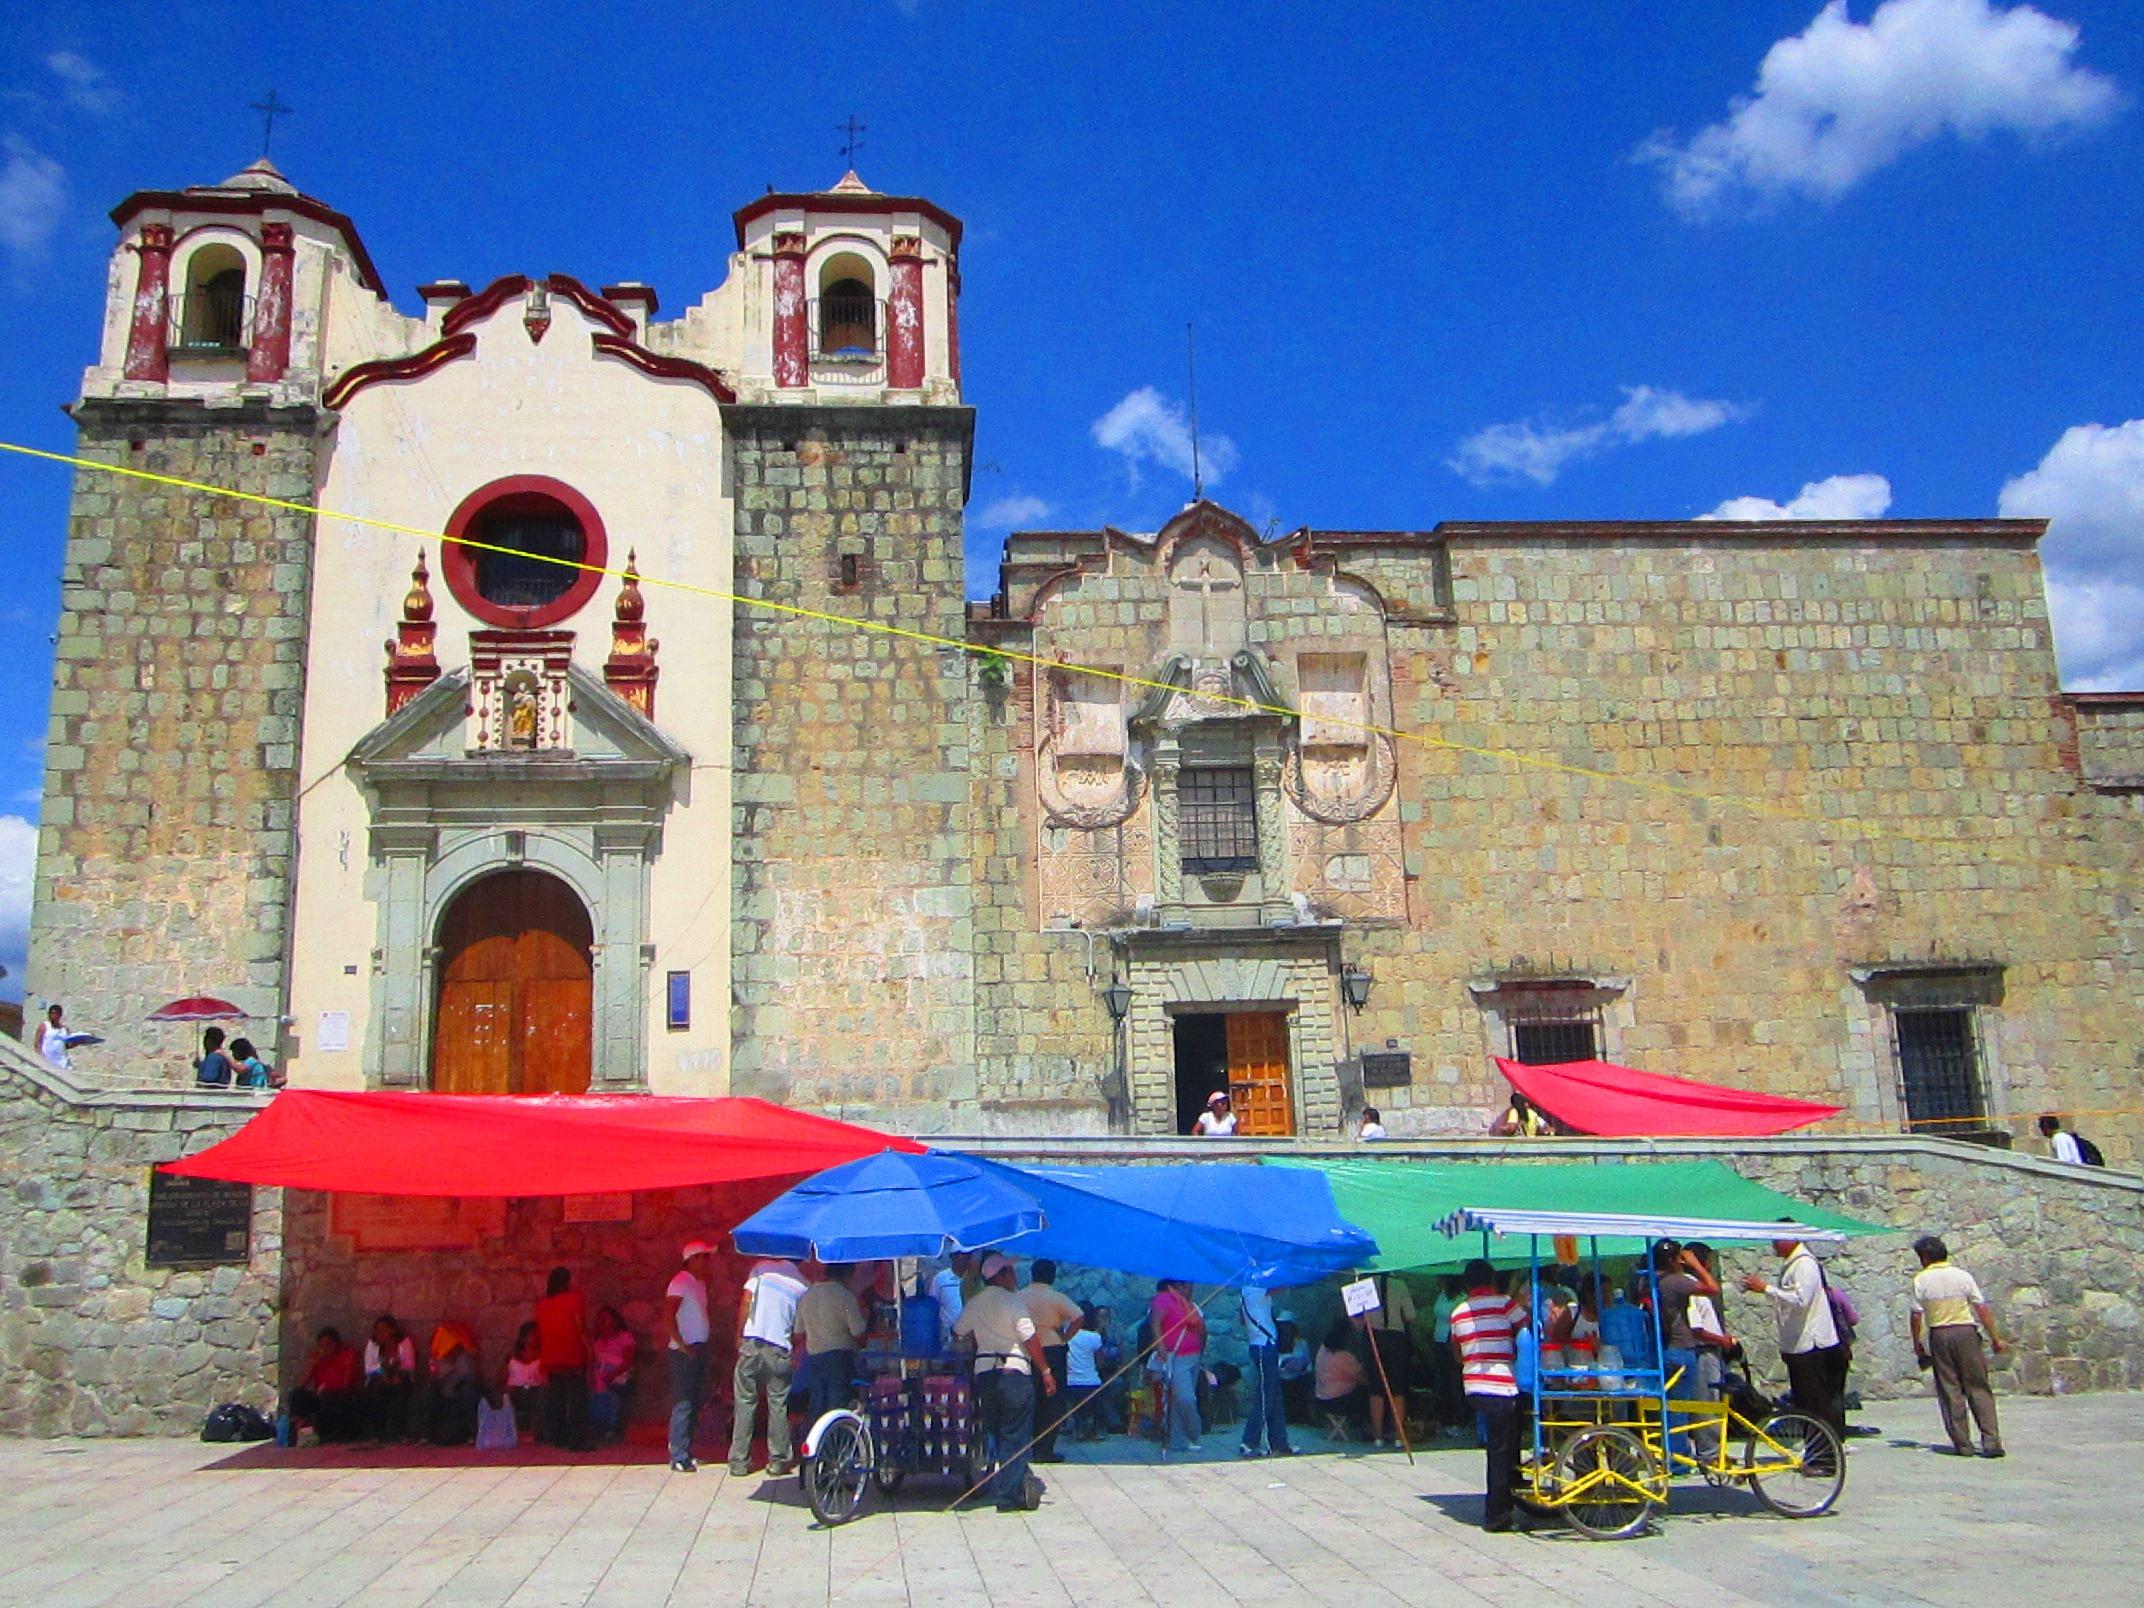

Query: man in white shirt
729,1257,808,1478
1358,1107,1387,1141
1192,1092,1237,1136
2039,1113,2086,1165
664,1241,715,1472
1910,1235,2007,1458
953,1253,1056,1511
1741,1232,1845,1454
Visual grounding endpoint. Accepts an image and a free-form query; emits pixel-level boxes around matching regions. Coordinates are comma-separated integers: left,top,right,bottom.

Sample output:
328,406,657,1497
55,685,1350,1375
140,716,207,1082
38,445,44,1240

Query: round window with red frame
441,475,609,629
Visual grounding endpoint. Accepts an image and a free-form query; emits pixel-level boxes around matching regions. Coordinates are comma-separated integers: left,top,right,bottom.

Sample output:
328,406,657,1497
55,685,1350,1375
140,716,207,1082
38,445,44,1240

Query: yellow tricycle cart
1437,1206,1849,1540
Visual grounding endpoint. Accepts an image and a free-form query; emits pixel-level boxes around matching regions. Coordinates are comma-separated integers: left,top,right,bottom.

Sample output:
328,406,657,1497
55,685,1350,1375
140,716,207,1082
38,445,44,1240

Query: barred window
1894,1007,1986,1135
1179,766,1258,874
1510,1013,1599,1065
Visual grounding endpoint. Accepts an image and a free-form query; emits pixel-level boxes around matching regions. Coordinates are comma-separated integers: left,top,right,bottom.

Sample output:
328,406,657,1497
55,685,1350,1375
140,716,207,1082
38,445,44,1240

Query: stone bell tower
724,172,980,1128
25,158,384,1077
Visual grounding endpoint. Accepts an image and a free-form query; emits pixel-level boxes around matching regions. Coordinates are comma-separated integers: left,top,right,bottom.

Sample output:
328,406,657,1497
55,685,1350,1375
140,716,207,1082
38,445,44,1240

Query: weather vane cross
251,89,293,158
837,114,866,168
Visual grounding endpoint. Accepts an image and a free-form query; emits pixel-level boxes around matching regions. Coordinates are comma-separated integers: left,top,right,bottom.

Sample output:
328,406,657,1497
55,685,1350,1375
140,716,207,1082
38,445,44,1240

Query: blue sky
1,0,2141,996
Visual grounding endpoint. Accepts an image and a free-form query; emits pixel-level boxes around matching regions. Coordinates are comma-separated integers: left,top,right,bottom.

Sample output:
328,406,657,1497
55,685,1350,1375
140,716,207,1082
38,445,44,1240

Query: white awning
1434,1207,1849,1247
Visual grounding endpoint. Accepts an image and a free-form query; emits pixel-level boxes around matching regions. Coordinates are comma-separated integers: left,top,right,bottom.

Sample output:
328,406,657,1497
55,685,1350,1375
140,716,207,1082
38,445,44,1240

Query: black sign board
146,1170,253,1268
1361,1051,1413,1089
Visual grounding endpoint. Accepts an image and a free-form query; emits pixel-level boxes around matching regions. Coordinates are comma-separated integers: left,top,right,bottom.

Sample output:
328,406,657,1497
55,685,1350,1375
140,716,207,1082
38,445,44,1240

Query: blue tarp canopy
965,1158,1377,1288
730,1151,1045,1263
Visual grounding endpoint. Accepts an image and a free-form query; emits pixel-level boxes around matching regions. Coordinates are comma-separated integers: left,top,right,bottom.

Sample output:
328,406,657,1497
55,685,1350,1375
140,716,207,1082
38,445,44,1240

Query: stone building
21,160,2144,1156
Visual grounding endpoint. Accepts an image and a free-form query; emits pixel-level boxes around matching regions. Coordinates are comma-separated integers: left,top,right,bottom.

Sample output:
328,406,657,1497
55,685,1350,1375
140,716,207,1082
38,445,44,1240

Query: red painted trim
545,273,635,336
441,274,531,336
600,282,659,314
247,222,295,383
440,475,610,630
110,190,386,295
733,191,962,251
123,223,173,383
589,332,737,402
322,332,477,409
887,246,924,390
772,241,807,389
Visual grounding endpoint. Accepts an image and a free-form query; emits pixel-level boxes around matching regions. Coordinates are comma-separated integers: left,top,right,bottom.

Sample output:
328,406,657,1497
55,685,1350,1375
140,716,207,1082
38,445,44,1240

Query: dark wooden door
432,870,593,1095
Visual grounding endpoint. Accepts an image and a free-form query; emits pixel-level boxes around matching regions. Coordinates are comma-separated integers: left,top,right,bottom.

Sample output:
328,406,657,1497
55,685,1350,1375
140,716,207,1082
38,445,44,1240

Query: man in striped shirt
1450,1258,1530,1533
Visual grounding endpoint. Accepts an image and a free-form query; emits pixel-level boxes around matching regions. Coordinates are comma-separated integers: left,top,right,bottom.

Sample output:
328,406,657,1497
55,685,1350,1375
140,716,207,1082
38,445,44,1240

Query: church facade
25,163,2144,1155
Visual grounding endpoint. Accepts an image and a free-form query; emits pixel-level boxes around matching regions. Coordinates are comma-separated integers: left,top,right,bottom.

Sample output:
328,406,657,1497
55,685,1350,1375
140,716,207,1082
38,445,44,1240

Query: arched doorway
431,869,593,1095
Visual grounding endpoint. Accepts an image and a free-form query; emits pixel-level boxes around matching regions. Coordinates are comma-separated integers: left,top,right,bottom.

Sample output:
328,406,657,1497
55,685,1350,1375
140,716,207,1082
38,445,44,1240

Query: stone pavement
0,1393,2130,1607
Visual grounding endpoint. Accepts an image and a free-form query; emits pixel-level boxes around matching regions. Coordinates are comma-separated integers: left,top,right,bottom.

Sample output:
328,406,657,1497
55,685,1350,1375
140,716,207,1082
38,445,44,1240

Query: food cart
729,1150,1047,1525
1436,1206,1851,1540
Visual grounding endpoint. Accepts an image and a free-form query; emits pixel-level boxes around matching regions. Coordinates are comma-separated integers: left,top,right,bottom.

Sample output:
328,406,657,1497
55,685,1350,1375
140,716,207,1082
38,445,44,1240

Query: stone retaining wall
0,1045,280,1436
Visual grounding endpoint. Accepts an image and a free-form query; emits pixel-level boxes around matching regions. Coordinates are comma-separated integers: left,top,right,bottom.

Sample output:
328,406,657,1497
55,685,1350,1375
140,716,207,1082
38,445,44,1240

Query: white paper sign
1341,1277,1382,1317
318,1011,351,1053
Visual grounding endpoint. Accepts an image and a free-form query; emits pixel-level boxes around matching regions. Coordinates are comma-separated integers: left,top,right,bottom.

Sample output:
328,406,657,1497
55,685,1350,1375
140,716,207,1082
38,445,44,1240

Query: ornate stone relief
1037,742,1146,828
1283,731,1398,824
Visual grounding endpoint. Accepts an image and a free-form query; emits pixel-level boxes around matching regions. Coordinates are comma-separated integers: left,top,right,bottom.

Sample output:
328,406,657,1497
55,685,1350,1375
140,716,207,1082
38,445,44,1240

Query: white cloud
0,134,66,259
1701,472,1894,520
43,52,121,117
0,813,36,997
1640,0,2121,218
1998,418,2144,688
1092,387,1239,490
975,493,1053,529
1449,385,1749,487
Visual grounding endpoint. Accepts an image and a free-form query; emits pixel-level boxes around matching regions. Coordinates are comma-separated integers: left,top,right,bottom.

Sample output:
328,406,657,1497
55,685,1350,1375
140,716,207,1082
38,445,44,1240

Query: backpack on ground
201,1403,274,1443
2074,1133,2106,1167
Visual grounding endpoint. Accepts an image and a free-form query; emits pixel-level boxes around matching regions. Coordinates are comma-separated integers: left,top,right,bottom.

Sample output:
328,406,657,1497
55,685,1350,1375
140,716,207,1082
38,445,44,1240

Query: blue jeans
667,1345,706,1464
1162,1353,1203,1451
1663,1346,1705,1463
1240,1344,1292,1454
800,1349,856,1420
978,1368,1036,1505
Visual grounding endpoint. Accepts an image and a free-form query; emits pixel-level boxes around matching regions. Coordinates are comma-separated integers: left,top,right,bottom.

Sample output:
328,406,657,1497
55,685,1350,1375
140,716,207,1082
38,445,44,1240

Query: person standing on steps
1910,1235,2008,1459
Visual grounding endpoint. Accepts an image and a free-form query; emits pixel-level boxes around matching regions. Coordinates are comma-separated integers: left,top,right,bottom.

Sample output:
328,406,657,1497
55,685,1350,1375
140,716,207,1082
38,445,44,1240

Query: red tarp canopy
1495,1056,1843,1138
160,1090,924,1197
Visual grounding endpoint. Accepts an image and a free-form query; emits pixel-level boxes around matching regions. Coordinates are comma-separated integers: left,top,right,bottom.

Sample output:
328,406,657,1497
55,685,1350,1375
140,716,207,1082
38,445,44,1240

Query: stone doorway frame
1115,931,1348,1137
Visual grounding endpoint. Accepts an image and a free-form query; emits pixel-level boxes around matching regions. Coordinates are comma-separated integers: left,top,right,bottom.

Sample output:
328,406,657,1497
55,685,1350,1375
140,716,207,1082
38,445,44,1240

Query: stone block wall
0,1045,279,1436
727,405,979,1131
25,398,319,1084
2072,695,2144,789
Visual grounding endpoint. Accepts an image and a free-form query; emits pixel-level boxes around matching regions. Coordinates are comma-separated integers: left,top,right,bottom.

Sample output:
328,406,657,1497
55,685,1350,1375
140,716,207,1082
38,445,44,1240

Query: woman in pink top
1149,1280,1206,1453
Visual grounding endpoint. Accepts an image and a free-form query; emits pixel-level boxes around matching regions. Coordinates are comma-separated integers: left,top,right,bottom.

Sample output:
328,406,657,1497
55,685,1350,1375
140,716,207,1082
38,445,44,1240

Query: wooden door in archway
431,869,594,1095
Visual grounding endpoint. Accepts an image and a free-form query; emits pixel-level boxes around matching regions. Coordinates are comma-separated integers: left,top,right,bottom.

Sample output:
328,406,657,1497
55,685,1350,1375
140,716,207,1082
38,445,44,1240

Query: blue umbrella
730,1151,1046,1263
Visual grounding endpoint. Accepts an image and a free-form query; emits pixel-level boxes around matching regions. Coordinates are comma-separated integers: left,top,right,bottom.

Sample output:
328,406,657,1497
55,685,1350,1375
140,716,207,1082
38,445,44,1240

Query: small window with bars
1509,1010,1600,1065
1179,766,1258,874
1893,1006,1987,1135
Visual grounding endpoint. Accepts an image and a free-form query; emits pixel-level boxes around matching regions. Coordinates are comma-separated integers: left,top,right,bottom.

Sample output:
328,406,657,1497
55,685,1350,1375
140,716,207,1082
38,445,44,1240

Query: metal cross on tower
837,115,866,168
251,89,293,157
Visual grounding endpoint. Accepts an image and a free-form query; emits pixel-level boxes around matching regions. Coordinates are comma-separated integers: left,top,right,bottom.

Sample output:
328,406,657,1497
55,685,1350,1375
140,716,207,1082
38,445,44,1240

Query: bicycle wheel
806,1416,873,1526
1745,1411,1844,1518
1552,1425,1663,1541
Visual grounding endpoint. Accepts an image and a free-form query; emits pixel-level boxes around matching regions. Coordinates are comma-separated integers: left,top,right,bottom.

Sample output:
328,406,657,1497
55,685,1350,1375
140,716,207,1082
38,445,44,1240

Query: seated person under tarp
288,1326,363,1443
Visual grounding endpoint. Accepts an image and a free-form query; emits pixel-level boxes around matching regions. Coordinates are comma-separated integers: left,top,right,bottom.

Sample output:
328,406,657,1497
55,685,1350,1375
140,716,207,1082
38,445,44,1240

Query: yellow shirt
1912,1262,1985,1330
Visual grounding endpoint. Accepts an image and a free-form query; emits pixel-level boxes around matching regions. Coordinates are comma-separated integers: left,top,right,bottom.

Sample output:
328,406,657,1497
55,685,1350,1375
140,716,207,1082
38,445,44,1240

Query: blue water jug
902,1296,942,1357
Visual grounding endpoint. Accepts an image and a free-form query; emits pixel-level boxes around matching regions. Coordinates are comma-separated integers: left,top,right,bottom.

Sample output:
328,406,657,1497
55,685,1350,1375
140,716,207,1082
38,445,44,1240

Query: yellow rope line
1,439,2121,877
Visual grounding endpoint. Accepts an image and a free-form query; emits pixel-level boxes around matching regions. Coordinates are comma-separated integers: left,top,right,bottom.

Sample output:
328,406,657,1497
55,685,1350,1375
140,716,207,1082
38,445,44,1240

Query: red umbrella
146,996,250,1023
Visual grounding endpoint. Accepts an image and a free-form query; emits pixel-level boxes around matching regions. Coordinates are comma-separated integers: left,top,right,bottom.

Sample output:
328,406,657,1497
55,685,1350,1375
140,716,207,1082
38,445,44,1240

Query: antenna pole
1187,322,1203,502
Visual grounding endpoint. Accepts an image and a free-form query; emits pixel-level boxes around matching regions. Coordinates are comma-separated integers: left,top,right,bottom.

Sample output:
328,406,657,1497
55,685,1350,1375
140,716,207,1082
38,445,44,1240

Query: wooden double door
431,869,593,1096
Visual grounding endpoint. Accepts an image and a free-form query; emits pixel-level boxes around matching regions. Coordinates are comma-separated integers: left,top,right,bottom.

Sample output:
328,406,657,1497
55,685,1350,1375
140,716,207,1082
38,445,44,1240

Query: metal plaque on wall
146,1170,253,1268
1361,1051,1413,1089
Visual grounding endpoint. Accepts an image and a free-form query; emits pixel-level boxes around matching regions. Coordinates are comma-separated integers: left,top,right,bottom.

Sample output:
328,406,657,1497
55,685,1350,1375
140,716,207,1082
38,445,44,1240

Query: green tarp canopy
1265,1157,1886,1275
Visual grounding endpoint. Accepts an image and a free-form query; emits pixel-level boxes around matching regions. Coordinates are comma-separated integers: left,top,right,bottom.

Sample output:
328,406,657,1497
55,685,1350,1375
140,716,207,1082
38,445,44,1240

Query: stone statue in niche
505,672,540,750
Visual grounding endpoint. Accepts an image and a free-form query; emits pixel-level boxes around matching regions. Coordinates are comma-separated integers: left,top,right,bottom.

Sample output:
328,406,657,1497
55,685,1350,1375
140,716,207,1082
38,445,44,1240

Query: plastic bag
475,1395,518,1451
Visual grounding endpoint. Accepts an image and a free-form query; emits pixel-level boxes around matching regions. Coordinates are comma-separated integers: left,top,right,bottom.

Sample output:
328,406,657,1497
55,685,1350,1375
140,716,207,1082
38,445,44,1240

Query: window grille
817,282,878,356
1893,1007,1987,1134
472,502,586,608
1179,766,1258,874
1509,1010,1600,1065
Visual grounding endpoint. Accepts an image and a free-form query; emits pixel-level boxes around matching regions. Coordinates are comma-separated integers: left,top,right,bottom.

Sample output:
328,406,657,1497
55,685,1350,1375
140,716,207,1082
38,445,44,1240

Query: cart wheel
873,1456,907,1497
1745,1412,1844,1518
806,1416,873,1526
1552,1425,1663,1541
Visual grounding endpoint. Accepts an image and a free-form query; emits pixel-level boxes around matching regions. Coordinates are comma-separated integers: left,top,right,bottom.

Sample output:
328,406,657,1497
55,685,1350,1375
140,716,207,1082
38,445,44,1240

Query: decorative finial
615,548,645,622
403,550,434,622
